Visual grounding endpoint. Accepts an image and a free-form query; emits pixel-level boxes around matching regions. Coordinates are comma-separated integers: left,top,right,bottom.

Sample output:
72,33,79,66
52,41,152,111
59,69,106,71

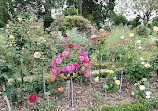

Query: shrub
87,98,158,111
44,15,54,28
113,15,128,26
137,25,150,37
128,16,141,28
63,6,78,16
152,16,158,26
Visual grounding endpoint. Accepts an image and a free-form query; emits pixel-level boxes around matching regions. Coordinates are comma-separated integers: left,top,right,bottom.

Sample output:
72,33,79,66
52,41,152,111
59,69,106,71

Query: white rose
131,91,135,95
139,85,145,90
120,36,125,39
141,62,145,65
137,40,141,43
144,63,151,68
145,91,152,96
146,95,150,99
130,33,134,37
140,57,144,60
138,46,142,49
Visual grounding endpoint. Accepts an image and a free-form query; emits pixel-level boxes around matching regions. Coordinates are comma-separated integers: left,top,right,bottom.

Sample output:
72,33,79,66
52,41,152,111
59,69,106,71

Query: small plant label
143,78,147,81
45,92,51,96
67,80,70,83
113,76,117,80
8,89,13,93
1,92,7,96
103,84,108,88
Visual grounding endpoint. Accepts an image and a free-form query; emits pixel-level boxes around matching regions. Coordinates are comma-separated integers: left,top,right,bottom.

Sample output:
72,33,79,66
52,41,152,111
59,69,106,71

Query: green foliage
113,15,128,26
103,71,118,93
132,81,156,99
152,16,158,26
93,91,104,105
31,100,55,111
87,98,158,111
0,1,10,27
44,15,54,28
137,25,150,37
63,6,78,16
128,16,141,28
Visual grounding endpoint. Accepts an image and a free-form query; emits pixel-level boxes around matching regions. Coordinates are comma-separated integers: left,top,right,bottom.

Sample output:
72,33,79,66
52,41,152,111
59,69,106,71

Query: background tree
0,0,10,27
133,0,158,26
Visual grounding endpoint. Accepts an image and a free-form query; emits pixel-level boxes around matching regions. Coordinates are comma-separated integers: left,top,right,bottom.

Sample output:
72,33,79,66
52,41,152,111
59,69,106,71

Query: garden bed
0,75,157,111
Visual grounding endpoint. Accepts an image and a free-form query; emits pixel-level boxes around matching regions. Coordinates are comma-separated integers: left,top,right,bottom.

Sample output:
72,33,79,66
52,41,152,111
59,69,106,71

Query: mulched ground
0,73,158,111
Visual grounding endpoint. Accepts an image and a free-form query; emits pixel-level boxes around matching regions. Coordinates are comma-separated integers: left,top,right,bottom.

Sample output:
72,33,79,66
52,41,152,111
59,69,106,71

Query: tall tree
116,0,158,26
133,0,158,25
0,0,10,27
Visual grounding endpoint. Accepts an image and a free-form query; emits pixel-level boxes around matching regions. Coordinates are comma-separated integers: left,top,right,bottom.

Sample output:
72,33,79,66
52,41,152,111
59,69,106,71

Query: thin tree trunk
79,0,82,15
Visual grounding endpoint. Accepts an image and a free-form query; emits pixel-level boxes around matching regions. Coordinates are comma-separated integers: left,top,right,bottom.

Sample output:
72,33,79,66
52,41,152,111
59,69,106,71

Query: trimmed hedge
87,98,158,111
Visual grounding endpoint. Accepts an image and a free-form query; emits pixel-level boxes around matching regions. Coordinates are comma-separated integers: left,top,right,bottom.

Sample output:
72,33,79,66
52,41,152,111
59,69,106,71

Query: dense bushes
88,98,158,111
63,6,78,16
44,15,54,28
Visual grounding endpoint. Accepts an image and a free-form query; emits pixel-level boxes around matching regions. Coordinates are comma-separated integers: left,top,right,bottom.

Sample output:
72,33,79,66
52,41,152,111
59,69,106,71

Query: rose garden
0,1,158,111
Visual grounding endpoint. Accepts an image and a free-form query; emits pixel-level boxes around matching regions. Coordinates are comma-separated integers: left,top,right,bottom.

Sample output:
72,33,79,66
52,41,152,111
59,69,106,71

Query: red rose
29,95,36,103
68,44,74,48
63,33,67,37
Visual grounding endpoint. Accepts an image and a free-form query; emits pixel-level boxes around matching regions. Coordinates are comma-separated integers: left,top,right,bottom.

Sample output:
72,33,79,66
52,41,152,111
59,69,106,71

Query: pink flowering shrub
50,42,91,79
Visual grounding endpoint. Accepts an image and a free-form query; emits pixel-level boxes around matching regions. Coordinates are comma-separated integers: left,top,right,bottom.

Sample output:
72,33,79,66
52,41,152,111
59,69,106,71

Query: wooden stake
20,60,24,85
42,66,46,99
2,84,11,111
70,77,73,107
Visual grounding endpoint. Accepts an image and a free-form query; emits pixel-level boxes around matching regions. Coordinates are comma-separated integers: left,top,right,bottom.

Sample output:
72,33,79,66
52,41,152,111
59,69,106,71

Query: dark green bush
44,15,54,28
128,16,141,28
137,25,150,37
152,16,158,26
113,15,128,26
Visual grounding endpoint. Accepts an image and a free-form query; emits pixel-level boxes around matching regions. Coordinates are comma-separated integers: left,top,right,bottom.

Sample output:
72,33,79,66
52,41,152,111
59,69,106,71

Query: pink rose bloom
62,51,69,57
51,65,55,70
99,29,104,33
66,47,70,51
56,58,62,64
84,71,90,77
123,40,128,44
56,68,60,73
39,37,44,40
78,50,85,56
84,56,89,63
51,60,56,66
90,35,97,40
62,66,67,72
51,69,57,75
63,42,66,45
68,70,73,73
66,66,71,71
34,52,41,58
86,64,91,70
79,70,83,74
75,44,80,47
56,54,61,58
74,63,79,68
17,17,22,22
77,56,84,62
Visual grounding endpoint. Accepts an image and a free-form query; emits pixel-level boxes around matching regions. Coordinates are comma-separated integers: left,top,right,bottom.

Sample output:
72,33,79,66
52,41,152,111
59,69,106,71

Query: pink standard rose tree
51,44,91,78
50,41,91,107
